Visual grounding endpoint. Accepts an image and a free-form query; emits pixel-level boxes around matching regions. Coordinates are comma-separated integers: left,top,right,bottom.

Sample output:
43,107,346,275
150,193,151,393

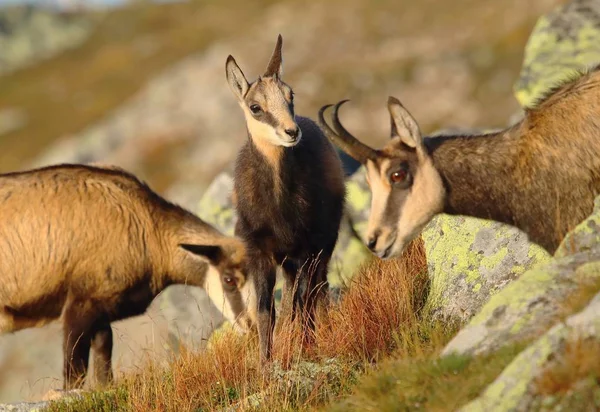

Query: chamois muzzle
318,100,378,164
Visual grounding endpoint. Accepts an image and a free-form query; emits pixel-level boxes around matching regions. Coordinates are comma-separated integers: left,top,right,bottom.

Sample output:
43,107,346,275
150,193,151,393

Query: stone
514,0,600,108
444,195,600,356
459,291,600,412
556,195,600,257
423,215,550,323
443,249,600,357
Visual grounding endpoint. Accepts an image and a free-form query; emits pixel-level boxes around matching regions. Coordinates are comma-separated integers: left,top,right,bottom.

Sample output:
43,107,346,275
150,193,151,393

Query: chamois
226,35,345,362
0,164,253,389
319,66,600,256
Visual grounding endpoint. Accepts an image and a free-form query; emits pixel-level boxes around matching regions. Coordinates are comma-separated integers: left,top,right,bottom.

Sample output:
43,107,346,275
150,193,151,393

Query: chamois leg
63,300,96,389
301,254,330,345
281,259,300,321
91,319,113,386
251,255,277,364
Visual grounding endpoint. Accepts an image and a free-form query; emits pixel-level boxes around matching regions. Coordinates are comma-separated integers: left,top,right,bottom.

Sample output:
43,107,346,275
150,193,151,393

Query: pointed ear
388,96,422,149
264,34,283,78
180,243,223,265
225,55,249,100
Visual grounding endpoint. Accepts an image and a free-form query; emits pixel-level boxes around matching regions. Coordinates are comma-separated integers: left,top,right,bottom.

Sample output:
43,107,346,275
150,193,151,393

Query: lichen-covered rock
443,250,600,357
555,195,600,258
444,195,600,357
514,0,600,108
196,172,236,236
459,291,600,412
222,358,348,411
423,216,550,323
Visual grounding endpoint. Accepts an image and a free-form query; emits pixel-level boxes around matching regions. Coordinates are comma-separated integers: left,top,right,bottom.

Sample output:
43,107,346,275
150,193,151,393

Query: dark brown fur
0,164,250,389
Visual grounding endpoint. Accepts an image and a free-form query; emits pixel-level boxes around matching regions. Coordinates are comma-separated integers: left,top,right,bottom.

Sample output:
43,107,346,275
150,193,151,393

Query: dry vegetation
534,338,600,397
47,238,466,411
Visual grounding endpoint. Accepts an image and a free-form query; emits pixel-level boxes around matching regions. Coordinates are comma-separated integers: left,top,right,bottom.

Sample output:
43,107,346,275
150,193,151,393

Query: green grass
328,343,527,412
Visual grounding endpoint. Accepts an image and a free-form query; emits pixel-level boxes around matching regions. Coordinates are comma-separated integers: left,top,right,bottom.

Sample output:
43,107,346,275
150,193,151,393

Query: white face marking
239,276,257,328
203,265,235,323
365,152,445,259
392,154,444,256
243,108,300,148
366,159,396,258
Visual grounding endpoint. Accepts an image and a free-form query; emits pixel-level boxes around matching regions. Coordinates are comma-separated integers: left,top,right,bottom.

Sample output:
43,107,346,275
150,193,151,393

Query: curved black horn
318,100,377,164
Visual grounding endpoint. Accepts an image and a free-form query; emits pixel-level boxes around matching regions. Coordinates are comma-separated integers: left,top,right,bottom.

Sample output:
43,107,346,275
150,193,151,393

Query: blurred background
0,0,562,403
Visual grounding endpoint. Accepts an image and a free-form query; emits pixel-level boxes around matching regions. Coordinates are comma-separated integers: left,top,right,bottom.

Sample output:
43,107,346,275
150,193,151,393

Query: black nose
285,128,299,139
367,236,378,251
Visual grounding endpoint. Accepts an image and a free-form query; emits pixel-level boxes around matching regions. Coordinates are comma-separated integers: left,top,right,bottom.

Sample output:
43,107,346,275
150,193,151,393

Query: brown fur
321,66,600,256
0,164,251,388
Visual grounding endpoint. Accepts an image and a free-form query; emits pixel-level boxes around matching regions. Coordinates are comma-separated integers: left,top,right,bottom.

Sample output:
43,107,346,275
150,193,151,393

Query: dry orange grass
315,237,428,362
50,238,429,411
534,338,600,396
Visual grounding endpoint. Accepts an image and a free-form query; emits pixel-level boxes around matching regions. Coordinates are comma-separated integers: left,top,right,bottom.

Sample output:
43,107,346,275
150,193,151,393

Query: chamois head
225,34,301,147
319,98,445,259
178,238,255,332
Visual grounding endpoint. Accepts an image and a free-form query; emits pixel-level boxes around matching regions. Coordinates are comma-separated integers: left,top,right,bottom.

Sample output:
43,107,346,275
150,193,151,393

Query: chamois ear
179,243,223,265
264,34,283,78
226,55,249,100
388,96,422,149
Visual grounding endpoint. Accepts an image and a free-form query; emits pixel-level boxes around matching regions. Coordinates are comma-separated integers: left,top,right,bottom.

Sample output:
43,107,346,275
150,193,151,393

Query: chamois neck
426,126,521,225
249,134,284,169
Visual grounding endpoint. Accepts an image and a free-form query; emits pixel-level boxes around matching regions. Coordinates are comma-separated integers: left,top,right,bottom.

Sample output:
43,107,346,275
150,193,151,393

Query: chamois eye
390,169,408,184
250,104,262,114
223,276,237,288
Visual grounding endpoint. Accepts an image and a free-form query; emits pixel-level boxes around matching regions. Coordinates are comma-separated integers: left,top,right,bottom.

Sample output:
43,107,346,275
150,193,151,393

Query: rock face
459,291,600,412
514,0,600,107
0,5,93,75
442,248,600,357
442,199,600,357
423,216,550,323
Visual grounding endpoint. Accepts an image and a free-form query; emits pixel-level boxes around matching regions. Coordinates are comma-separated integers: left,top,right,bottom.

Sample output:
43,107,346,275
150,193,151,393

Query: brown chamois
319,66,600,257
0,164,253,389
225,35,345,363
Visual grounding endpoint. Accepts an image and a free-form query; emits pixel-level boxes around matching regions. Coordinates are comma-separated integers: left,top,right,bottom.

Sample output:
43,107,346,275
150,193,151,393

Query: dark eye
223,276,237,288
390,169,408,184
249,104,262,114
290,91,294,101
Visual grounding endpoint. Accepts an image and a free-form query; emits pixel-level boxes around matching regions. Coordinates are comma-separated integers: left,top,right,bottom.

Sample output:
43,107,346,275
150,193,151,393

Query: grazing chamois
0,164,253,389
225,35,345,363
319,66,600,256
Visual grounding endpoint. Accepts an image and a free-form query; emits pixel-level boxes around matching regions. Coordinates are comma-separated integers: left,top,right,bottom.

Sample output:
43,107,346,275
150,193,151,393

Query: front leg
250,253,277,364
91,318,113,386
281,259,300,321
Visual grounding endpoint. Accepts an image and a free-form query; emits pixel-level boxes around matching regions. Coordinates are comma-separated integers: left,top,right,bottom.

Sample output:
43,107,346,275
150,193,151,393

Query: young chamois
0,164,253,389
319,66,600,257
225,35,345,363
